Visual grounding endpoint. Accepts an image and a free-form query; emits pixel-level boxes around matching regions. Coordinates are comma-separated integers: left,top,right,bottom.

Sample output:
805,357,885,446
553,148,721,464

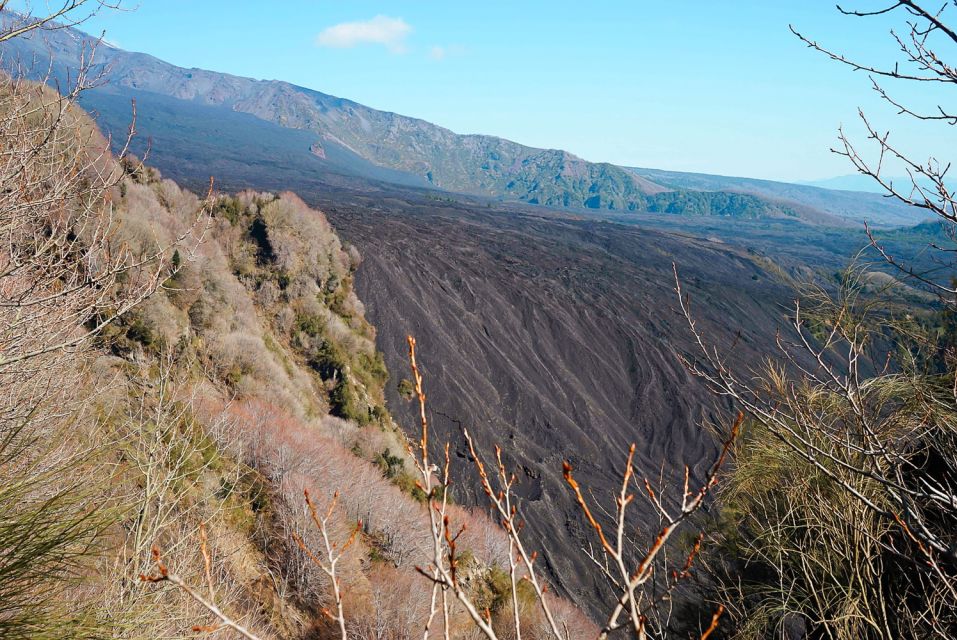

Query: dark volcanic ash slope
319,192,797,611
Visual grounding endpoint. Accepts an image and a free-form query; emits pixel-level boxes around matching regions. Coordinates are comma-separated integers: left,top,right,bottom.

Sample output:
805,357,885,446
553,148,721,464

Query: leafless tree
0,3,208,635
661,7,957,636
405,336,733,640
676,260,957,636
0,1,122,44
792,1,957,300
141,336,734,640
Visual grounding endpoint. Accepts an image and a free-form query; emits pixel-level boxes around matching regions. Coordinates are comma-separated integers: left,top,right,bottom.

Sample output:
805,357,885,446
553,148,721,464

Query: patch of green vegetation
459,559,538,624
295,333,381,424
263,333,296,378
125,316,158,349
304,337,345,380
646,190,784,218
397,378,415,400
276,270,291,290
394,470,428,503
170,414,225,476
296,313,325,337
95,308,163,354
363,529,393,564
374,448,405,479
219,466,272,534
324,276,351,316
355,350,389,391
214,195,243,226
329,376,367,423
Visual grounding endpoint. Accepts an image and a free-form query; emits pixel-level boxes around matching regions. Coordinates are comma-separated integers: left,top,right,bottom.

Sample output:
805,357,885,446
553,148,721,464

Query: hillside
8,12,947,617
632,166,927,227
5,3,957,638
65,82,817,619
1,15,918,616
1,21,670,213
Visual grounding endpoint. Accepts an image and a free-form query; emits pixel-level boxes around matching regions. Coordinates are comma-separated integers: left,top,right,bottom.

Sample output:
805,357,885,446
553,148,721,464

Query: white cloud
429,46,447,61
316,15,412,53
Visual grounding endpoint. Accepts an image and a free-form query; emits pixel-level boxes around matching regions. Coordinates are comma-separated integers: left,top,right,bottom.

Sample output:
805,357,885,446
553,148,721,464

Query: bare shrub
0,4,204,635
670,4,957,638
677,264,957,638
351,564,435,639
396,336,730,640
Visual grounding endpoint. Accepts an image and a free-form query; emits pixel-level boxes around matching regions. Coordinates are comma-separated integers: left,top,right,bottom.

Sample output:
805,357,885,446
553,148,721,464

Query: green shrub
397,378,415,400
374,448,405,479
215,196,243,226
125,316,158,349
0,423,110,639
296,313,325,337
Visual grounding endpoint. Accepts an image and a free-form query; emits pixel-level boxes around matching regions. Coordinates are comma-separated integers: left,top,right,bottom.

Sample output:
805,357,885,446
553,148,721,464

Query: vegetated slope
0,75,597,634
632,166,926,227
53,155,597,636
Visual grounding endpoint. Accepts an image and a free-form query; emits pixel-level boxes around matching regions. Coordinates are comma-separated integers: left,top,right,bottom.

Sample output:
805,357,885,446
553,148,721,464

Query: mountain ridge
3,21,676,212
631,166,927,227
1,16,921,226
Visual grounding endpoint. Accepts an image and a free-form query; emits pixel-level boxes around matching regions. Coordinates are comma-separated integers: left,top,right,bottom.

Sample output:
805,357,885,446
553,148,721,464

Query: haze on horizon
51,1,957,183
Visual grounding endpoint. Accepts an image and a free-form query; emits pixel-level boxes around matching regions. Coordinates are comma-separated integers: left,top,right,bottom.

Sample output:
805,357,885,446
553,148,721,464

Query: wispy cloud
316,15,412,53
428,45,466,61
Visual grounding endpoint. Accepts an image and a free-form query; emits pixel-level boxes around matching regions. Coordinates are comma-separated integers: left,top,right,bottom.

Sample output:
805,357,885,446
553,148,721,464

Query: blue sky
59,1,957,182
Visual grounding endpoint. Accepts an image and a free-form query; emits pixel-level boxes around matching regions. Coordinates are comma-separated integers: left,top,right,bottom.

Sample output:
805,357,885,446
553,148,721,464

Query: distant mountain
631,167,927,227
1,21,675,212
800,173,957,198
0,17,899,225
798,174,889,193
0,16,930,227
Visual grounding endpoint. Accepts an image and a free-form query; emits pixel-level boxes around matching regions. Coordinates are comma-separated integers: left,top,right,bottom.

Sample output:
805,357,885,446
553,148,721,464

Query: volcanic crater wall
324,194,796,612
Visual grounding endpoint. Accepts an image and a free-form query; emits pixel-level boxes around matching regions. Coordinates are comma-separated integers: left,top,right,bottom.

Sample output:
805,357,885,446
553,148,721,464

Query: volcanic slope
71,79,816,614
81,109,802,612
311,189,798,611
